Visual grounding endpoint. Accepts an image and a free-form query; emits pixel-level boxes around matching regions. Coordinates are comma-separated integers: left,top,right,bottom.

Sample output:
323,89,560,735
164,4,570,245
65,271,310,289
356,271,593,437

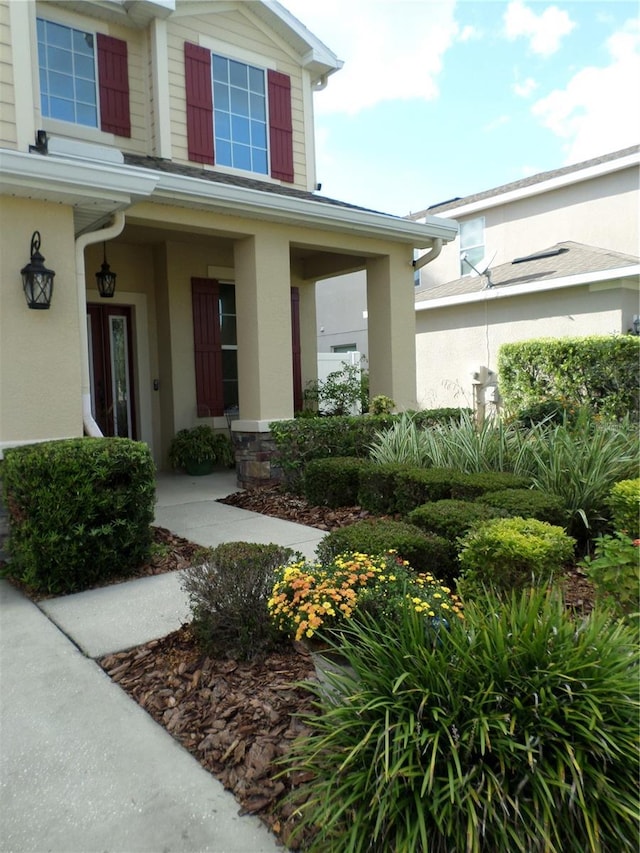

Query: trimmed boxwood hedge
478,488,567,527
304,457,373,508
357,463,412,514
394,468,462,515
316,519,457,586
450,471,531,500
2,437,155,594
408,499,506,542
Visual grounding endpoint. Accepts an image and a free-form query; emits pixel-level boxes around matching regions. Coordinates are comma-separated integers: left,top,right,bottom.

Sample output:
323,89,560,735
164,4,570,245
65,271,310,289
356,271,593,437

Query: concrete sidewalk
0,472,327,853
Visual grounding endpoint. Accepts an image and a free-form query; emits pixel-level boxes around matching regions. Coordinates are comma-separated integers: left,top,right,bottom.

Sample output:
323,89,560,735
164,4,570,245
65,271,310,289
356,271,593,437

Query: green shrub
510,398,581,428
607,479,640,538
2,438,154,594
408,499,505,541
579,533,640,621
303,361,368,416
394,467,461,514
316,519,456,585
450,471,532,500
478,488,566,526
270,408,468,492
303,457,372,508
369,394,395,415
498,335,640,421
181,541,299,659
168,425,234,472
285,589,640,852
457,516,575,598
357,463,412,514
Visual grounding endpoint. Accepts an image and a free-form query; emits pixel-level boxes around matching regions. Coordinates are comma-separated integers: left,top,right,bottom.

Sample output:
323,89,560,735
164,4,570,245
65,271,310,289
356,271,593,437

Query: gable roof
415,241,640,309
411,145,640,218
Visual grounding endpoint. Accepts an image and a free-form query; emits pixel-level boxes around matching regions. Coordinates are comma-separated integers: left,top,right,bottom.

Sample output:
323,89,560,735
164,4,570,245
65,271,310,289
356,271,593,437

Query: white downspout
412,238,443,271
75,211,126,436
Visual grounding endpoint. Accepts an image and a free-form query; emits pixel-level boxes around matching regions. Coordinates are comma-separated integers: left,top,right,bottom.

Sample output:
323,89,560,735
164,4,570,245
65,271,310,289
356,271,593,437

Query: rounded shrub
181,541,299,659
286,589,640,852
457,516,575,598
478,488,567,526
303,457,371,508
316,519,456,586
606,478,640,538
408,499,505,541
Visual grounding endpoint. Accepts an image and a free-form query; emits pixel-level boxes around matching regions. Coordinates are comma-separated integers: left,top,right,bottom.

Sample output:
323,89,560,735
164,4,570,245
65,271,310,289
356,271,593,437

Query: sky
281,0,640,216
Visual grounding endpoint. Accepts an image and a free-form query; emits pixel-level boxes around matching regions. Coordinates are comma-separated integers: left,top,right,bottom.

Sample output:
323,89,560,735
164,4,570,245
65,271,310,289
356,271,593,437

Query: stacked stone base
231,429,283,490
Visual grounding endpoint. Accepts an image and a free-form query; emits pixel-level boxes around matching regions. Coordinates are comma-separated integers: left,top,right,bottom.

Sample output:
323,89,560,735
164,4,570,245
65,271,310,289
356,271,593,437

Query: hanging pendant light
96,242,117,298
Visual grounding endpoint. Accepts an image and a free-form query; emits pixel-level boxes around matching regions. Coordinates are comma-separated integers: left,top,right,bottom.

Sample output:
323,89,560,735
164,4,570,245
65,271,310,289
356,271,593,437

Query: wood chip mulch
99,627,317,849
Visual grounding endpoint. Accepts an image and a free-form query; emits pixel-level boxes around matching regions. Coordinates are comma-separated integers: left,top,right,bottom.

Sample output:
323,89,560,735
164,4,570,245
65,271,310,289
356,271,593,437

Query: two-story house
0,0,457,485
411,145,639,411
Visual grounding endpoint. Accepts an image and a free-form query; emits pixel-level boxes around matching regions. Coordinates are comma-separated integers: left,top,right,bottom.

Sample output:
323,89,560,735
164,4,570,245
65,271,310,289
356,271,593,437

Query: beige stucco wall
166,5,309,189
421,166,640,288
0,197,82,448
415,281,638,410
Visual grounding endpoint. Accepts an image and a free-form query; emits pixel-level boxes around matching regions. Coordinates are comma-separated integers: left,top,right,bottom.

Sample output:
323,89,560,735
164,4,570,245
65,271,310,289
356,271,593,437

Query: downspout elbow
412,238,443,271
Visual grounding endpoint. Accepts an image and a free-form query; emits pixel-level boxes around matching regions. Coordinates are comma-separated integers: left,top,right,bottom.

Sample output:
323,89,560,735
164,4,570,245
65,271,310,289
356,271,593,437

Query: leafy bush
366,412,433,466
579,533,640,621
303,361,368,416
2,438,154,594
303,457,372,508
510,398,581,428
393,467,461,515
269,409,468,492
357,463,412,514
316,519,456,585
369,394,395,415
607,479,640,538
450,471,531,500
181,541,299,659
285,590,640,852
457,516,575,598
498,335,640,421
268,551,462,642
478,488,566,526
408,499,505,541
168,425,234,472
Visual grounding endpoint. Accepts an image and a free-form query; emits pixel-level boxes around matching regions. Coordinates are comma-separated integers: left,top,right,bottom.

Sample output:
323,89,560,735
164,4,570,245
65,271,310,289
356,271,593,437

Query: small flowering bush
268,550,462,642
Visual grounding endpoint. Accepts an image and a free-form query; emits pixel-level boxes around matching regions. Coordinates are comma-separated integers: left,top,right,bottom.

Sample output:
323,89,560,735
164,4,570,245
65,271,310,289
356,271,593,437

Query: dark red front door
88,304,137,438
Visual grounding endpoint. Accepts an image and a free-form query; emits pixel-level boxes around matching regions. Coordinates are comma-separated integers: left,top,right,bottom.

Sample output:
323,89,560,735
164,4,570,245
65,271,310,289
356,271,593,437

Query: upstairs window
213,56,268,174
36,18,131,137
460,216,485,276
185,42,293,182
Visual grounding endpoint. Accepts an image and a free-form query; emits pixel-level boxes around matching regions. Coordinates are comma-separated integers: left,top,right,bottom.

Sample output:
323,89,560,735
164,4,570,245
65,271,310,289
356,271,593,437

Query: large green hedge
498,336,640,420
2,438,155,594
270,409,467,492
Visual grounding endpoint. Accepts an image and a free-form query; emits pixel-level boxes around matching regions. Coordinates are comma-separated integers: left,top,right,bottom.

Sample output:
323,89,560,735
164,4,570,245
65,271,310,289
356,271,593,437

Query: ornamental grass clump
284,589,640,853
268,551,462,643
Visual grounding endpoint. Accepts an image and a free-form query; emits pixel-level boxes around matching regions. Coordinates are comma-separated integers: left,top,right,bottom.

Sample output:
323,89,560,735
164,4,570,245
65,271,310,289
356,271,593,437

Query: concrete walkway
0,472,326,853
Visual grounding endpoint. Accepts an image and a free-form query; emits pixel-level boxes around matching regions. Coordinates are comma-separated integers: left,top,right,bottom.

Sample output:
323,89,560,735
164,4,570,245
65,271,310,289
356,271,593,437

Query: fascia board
152,171,459,245
431,152,640,220
262,0,341,73
0,149,159,203
415,265,640,312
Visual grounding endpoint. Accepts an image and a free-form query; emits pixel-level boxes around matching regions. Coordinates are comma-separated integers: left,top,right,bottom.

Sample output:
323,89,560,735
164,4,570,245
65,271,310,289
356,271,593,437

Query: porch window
460,216,485,276
37,18,131,136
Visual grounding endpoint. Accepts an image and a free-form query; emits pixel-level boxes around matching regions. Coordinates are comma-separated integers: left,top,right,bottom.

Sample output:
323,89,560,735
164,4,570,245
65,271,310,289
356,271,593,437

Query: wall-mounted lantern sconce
21,231,55,309
95,242,117,298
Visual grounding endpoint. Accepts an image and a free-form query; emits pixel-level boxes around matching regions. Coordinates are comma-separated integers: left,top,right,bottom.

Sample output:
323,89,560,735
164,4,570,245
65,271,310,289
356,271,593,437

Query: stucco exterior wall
0,198,82,448
166,7,309,189
421,166,640,289
415,283,634,410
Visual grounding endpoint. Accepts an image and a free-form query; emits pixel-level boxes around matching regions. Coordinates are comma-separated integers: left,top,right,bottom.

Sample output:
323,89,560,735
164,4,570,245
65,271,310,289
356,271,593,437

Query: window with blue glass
212,55,268,174
37,18,98,127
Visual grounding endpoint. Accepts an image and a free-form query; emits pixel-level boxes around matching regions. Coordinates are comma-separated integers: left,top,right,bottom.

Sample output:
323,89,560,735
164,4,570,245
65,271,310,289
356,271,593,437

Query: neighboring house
411,146,639,411
0,0,456,486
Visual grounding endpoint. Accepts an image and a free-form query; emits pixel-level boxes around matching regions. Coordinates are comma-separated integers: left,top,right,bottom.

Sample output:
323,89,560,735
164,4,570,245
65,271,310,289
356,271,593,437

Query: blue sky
282,0,640,215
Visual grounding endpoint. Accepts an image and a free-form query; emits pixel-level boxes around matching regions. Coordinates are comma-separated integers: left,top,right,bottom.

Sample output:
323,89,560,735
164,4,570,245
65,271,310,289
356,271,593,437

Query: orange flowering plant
267,550,463,643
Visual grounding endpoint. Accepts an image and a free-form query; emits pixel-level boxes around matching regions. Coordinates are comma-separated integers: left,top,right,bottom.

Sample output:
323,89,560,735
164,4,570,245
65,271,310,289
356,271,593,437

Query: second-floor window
36,18,131,137
460,216,485,276
37,19,97,127
212,56,267,174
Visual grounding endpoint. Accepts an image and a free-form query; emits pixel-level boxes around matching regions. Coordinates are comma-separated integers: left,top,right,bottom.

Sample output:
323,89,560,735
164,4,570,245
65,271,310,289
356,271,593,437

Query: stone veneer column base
231,429,283,490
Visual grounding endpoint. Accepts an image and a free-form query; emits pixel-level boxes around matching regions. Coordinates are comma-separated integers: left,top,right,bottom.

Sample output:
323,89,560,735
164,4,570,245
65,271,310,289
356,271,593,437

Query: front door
87,304,137,438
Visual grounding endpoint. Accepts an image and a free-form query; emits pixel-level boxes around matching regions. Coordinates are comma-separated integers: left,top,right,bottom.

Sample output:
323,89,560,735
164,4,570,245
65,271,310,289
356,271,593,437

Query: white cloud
504,0,576,57
513,76,538,97
283,0,460,115
531,18,640,162
483,114,511,132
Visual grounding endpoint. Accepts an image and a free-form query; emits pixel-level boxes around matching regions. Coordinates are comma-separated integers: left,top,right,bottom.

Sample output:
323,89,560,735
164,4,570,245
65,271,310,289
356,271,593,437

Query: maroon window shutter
192,278,223,417
268,69,294,182
291,287,303,413
96,33,131,137
185,42,214,165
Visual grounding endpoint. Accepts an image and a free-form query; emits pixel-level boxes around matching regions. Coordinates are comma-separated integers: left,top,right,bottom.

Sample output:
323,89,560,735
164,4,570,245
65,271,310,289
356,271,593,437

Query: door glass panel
109,315,132,438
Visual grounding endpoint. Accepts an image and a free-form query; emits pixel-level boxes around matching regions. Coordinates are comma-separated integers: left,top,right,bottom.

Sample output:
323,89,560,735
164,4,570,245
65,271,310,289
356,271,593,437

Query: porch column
366,250,418,410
